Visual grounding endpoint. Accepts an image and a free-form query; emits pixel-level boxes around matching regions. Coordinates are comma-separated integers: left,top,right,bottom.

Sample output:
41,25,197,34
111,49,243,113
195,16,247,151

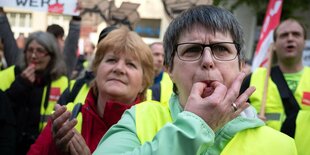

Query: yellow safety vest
64,81,90,133
68,79,90,105
0,66,16,91
146,72,173,106
250,67,310,155
135,101,296,154
66,102,83,133
0,65,69,131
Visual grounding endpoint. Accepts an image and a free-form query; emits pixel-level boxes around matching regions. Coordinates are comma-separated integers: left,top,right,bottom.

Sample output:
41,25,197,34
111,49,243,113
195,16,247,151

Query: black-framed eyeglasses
175,42,240,61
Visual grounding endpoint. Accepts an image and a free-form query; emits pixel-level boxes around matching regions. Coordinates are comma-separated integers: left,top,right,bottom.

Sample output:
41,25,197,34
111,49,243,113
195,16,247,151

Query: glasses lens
36,48,48,57
27,48,48,57
211,43,238,61
177,43,203,61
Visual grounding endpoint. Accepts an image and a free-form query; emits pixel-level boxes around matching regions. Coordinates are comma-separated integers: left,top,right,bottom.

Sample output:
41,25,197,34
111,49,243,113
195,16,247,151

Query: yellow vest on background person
65,79,90,105
54,79,90,133
0,65,69,131
147,72,173,106
66,102,83,132
0,66,16,91
135,101,296,154
249,67,310,155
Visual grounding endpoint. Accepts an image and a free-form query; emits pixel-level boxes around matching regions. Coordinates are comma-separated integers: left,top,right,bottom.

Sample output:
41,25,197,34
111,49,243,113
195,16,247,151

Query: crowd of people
0,3,309,155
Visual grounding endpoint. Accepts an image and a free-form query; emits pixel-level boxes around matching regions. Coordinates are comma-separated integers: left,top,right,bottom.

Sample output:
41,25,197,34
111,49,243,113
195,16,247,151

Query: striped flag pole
251,0,283,120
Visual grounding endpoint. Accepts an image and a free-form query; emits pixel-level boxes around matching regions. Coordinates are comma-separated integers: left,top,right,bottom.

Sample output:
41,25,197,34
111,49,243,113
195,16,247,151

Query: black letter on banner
29,0,39,7
16,0,28,6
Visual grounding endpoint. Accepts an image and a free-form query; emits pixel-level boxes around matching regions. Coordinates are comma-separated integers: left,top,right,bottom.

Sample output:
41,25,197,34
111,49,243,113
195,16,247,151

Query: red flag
251,0,283,71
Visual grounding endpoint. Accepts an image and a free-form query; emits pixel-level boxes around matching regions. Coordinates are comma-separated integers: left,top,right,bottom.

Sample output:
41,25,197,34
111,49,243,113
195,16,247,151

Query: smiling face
95,51,144,103
168,25,240,106
274,20,305,64
25,40,51,72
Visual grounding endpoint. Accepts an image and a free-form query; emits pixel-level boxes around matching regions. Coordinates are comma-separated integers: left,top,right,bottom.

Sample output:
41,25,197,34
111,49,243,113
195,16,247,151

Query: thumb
190,82,207,97
54,104,61,111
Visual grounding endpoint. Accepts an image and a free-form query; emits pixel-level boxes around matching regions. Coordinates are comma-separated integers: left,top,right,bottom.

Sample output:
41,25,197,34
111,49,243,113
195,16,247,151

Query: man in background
241,19,310,155
148,42,173,105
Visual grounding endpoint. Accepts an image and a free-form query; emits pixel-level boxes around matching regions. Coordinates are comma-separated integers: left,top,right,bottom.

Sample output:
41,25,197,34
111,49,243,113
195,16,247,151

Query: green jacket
94,93,297,155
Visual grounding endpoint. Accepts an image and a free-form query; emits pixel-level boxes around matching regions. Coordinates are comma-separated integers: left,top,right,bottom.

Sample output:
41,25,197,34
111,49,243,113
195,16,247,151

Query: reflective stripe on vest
250,67,310,155
250,68,285,130
250,67,310,129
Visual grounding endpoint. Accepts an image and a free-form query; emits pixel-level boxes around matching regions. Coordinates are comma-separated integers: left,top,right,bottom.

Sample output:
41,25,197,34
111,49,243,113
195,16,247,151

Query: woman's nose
113,61,126,74
201,48,214,69
31,52,36,58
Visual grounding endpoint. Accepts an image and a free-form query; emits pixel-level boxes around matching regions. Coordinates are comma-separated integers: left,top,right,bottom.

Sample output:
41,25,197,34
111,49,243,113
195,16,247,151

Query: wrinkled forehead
178,24,232,42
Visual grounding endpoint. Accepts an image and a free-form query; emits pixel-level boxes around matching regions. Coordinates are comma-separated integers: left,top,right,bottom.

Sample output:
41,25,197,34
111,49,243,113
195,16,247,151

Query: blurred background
1,0,310,63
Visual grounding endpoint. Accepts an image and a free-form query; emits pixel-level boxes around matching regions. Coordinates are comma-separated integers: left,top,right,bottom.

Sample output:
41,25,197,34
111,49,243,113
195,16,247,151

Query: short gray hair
163,5,245,71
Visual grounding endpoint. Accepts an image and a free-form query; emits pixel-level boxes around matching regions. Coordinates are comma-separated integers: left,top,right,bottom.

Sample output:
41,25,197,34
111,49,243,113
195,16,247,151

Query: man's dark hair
98,26,118,43
46,24,64,38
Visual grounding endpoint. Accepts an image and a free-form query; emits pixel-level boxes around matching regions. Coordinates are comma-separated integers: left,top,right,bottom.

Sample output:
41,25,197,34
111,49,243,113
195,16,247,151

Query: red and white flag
251,0,283,71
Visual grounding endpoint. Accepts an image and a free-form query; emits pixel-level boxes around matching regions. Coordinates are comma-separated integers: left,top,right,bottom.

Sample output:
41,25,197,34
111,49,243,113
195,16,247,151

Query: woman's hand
21,64,36,83
184,72,256,131
51,104,77,153
69,131,91,155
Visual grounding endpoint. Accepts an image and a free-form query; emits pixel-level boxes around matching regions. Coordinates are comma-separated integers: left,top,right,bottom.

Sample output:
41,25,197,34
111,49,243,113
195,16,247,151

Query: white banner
0,0,80,16
303,40,310,66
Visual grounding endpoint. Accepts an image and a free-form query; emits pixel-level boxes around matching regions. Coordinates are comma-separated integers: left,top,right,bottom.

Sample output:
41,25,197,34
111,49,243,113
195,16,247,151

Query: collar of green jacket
168,93,265,154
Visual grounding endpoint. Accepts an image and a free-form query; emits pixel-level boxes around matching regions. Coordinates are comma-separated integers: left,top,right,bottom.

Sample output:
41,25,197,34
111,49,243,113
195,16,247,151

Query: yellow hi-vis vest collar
0,65,69,131
64,83,90,133
135,101,297,154
39,76,68,130
146,72,173,107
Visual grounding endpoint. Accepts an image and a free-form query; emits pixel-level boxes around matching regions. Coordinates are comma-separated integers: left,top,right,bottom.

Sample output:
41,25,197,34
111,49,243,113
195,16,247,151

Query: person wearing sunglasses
0,31,69,155
94,5,297,155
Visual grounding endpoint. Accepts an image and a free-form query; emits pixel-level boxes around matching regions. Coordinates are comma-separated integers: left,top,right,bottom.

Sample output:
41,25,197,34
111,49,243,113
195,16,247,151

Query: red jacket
27,89,140,154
